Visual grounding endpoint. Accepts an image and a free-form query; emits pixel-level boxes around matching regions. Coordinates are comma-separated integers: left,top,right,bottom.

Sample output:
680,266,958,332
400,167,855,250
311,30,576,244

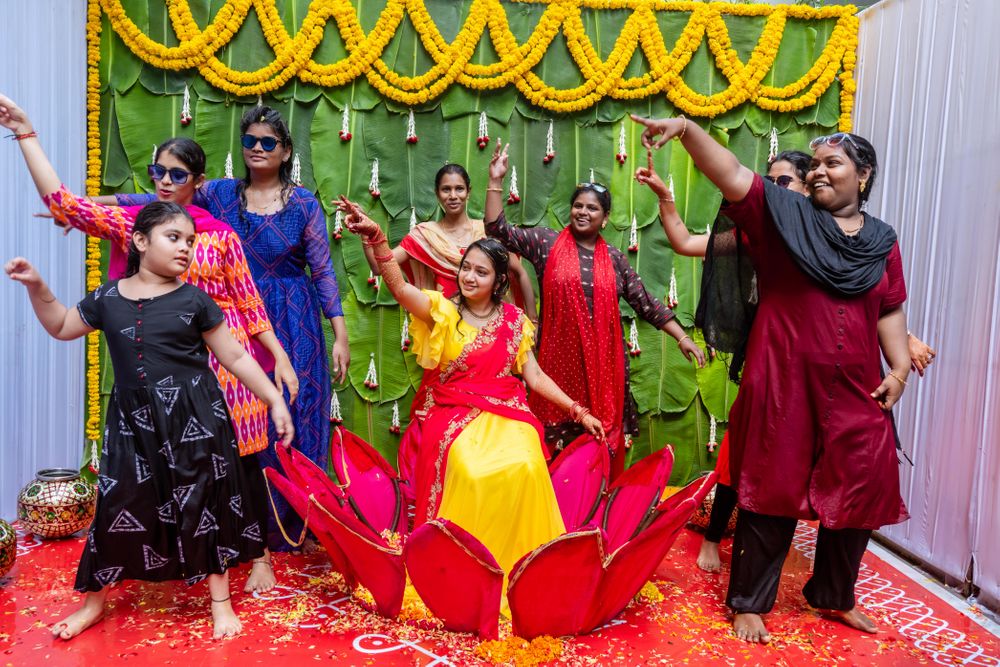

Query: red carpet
3,522,998,666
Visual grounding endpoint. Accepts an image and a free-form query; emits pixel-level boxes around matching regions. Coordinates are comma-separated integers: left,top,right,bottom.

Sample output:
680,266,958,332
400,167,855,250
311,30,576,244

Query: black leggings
704,482,739,544
726,509,871,614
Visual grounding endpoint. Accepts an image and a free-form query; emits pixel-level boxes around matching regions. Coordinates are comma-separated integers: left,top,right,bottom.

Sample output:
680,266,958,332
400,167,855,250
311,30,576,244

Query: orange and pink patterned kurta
46,186,273,456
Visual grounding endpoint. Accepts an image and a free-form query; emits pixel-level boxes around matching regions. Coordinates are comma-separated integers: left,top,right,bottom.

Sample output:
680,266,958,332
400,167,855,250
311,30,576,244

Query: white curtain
0,1,88,519
855,0,1000,608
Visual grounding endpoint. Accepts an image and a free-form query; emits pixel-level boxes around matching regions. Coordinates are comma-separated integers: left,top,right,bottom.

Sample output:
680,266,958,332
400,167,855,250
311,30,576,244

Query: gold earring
859,180,867,193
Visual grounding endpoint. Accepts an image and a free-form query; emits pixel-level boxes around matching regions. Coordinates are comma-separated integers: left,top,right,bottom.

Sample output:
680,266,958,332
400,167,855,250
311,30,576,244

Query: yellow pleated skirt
436,412,566,576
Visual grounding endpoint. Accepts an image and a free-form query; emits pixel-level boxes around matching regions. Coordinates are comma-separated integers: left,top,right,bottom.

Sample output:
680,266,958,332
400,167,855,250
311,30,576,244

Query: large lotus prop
264,428,717,640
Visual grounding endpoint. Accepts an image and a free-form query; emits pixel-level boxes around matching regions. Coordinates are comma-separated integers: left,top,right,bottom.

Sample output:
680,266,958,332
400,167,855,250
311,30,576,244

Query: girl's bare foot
733,612,771,643
244,554,276,593
822,606,878,633
211,596,242,639
50,591,106,640
697,539,723,572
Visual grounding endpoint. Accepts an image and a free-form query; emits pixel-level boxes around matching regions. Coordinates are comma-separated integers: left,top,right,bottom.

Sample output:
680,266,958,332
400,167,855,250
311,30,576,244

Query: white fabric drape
855,0,1000,608
0,2,88,519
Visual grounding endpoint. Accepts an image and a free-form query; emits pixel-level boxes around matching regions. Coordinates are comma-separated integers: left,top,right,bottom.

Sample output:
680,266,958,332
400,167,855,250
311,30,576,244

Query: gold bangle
888,371,907,387
486,187,503,192
677,334,691,346
676,116,687,141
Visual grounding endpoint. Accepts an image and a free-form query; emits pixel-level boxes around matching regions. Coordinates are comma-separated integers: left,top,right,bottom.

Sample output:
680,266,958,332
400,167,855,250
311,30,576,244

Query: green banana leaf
546,114,614,226
629,319,698,415
501,111,561,227
340,291,411,402
100,12,145,94
100,94,132,189
137,0,187,94
607,118,667,231
694,328,738,420
626,398,717,486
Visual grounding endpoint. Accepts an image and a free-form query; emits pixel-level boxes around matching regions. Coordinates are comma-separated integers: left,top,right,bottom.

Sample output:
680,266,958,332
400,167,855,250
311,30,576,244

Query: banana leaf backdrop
90,0,848,485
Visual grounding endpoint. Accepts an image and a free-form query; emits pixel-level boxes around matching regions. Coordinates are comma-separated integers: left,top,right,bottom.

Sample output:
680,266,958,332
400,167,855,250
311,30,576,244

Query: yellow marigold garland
96,0,859,119
85,0,104,444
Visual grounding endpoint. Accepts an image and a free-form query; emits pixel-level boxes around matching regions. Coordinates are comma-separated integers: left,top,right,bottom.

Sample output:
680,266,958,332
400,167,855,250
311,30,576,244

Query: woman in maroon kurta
633,115,912,644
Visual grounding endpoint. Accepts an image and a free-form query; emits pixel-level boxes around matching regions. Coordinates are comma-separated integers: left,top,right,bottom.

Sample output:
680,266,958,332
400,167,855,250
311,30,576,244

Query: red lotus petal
548,434,609,532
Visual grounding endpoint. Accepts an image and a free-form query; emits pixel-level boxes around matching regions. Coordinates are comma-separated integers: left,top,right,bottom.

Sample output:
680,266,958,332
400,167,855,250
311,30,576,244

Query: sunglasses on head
241,133,282,151
576,182,608,194
764,174,798,189
147,163,195,184
809,132,859,152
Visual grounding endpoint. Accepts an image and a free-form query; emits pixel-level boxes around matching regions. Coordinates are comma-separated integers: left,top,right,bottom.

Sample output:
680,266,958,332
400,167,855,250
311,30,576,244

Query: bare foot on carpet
211,598,242,639
696,539,722,572
244,555,276,593
733,612,771,643
822,606,878,633
50,592,106,640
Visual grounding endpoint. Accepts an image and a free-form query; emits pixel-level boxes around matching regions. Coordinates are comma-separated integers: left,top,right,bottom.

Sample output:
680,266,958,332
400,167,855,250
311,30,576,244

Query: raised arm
635,150,709,257
5,258,93,341
0,94,60,197
630,114,755,203
335,197,433,325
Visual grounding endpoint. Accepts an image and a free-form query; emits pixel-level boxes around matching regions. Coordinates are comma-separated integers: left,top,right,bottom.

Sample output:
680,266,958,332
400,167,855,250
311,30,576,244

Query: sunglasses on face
147,163,195,184
764,174,798,189
575,182,608,194
809,132,859,152
241,133,282,151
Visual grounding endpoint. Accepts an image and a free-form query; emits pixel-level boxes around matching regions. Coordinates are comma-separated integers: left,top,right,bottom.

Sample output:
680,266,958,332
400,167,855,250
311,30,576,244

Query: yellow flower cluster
85,1,104,444
474,634,564,666
96,0,858,117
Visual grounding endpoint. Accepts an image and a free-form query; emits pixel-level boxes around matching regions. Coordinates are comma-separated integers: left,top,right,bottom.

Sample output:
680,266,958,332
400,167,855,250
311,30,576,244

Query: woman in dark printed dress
484,141,705,477
113,106,347,554
5,202,293,641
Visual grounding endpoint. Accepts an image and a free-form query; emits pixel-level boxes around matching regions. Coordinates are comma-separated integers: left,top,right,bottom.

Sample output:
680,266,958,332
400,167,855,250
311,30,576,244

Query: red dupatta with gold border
413,301,544,525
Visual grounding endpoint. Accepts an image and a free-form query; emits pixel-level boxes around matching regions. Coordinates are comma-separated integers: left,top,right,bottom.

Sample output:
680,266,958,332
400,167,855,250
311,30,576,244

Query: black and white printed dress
75,280,265,592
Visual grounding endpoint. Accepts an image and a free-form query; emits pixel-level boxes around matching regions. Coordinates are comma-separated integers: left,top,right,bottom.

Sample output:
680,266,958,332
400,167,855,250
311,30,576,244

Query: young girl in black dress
5,201,293,640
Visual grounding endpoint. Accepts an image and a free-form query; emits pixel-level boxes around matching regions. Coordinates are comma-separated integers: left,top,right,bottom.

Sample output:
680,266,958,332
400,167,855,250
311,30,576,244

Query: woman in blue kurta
116,107,350,555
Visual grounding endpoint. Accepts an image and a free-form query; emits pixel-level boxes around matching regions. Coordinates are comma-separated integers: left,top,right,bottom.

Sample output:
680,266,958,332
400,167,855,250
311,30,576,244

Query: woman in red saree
357,164,537,488
337,196,603,577
484,142,706,477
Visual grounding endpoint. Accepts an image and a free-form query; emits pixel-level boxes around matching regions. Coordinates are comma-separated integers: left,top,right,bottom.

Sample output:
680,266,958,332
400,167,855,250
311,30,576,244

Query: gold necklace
840,215,865,235
461,301,497,322
247,186,283,212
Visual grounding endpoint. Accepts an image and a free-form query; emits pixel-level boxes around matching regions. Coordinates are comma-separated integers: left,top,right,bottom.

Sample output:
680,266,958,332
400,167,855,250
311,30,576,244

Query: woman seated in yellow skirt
336,197,605,576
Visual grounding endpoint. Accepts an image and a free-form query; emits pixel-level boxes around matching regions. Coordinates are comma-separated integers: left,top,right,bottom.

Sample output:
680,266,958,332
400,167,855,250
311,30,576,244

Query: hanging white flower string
768,127,779,161
332,209,344,240
616,122,627,164
179,84,192,126
477,111,489,150
628,214,639,253
628,318,641,357
405,109,418,144
151,144,158,165
367,270,378,288
224,151,234,179
390,401,401,434
543,120,555,163
507,165,521,204
409,207,418,231
589,168,595,183
624,433,633,450
668,267,679,308
89,440,100,474
329,391,343,424
256,94,263,107
369,158,380,197
290,153,302,186
364,353,379,389
707,414,719,453
401,316,411,351
339,104,352,141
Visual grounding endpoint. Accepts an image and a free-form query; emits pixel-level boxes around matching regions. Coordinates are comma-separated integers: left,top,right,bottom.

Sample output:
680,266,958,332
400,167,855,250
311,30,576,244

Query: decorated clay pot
0,519,15,578
686,484,738,537
17,469,96,539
